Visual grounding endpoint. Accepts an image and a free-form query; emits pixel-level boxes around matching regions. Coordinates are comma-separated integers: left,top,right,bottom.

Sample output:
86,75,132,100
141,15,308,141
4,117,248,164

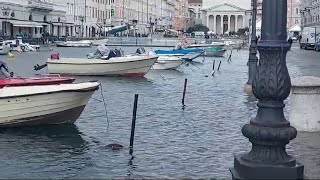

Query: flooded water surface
0,45,319,179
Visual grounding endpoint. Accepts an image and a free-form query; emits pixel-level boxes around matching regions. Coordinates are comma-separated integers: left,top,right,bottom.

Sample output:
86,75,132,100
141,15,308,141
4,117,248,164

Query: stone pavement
287,43,320,77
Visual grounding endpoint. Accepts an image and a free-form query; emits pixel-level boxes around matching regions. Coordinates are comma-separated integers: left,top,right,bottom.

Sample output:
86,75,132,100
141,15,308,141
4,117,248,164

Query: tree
237,27,250,36
186,24,209,34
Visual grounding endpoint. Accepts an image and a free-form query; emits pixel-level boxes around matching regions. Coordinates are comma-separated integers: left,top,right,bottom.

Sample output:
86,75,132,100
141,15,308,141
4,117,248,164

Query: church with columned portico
201,0,252,35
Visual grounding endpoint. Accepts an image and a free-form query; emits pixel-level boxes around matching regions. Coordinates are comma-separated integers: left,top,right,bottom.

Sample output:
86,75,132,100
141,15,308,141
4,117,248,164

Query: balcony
26,0,54,12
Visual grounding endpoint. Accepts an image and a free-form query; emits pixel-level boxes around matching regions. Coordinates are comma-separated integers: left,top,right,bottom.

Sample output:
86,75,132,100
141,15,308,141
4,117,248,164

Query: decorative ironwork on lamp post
230,0,305,179
244,0,258,93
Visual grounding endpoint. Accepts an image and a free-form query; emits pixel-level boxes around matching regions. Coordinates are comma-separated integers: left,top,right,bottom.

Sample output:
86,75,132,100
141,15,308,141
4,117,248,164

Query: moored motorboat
0,61,75,87
187,42,225,49
0,75,75,88
46,55,158,77
56,40,92,47
152,56,183,70
0,82,99,127
154,49,204,61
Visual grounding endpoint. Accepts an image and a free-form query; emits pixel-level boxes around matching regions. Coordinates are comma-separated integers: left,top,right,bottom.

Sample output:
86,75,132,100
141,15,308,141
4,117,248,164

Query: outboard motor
105,49,117,60
114,49,122,57
136,47,146,55
50,52,60,60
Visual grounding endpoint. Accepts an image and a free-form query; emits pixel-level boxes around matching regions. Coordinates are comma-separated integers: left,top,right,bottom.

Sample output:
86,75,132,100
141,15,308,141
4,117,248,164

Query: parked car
315,41,320,52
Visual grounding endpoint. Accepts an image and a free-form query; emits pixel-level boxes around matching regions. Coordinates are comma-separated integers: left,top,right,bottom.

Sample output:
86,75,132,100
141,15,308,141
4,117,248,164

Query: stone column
220,15,224,34
213,15,216,33
290,76,320,132
206,14,209,28
242,15,245,28
235,15,238,32
227,15,231,33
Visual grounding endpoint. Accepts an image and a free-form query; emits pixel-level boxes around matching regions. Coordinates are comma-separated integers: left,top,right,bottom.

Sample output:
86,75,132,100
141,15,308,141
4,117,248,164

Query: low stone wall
289,76,320,132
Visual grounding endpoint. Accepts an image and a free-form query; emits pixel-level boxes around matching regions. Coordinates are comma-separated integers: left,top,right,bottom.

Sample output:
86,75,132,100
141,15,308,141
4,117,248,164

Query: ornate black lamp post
244,0,258,93
230,0,305,179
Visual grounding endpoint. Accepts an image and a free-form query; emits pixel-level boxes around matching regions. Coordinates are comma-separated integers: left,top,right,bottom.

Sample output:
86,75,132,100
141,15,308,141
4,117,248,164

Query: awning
8,20,45,28
289,24,301,32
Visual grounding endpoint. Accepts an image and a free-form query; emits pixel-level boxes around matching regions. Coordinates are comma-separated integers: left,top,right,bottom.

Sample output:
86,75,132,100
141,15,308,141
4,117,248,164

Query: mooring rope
99,83,110,131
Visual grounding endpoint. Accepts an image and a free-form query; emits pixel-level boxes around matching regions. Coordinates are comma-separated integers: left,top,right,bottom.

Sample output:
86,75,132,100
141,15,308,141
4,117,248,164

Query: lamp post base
230,154,305,180
244,83,253,93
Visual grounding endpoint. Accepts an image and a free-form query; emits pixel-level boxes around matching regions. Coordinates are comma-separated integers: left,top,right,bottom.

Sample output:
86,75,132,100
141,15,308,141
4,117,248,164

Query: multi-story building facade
287,0,302,28
174,0,189,31
188,0,202,24
0,0,69,39
201,0,251,34
111,0,176,34
300,0,320,27
0,0,183,38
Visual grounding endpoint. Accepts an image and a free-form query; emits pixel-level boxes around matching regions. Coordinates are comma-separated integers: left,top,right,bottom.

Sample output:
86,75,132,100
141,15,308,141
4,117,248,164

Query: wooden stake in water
218,61,222,71
129,94,139,155
211,60,216,76
182,79,187,107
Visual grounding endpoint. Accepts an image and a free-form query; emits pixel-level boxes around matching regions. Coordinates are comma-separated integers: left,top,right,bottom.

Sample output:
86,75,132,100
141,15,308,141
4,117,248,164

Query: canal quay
0,42,319,179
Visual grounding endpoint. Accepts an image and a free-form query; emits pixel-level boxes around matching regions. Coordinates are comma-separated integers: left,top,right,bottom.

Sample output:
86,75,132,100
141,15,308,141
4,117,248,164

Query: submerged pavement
0,44,318,179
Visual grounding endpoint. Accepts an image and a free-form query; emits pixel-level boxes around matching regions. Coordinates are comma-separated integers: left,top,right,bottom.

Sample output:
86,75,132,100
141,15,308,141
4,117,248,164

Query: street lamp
79,16,84,38
1,7,11,38
149,17,152,35
230,0,305,179
244,0,258,93
103,20,106,37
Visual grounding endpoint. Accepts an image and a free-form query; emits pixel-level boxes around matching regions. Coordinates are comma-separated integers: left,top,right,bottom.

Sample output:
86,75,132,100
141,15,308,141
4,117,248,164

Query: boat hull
0,82,99,127
181,52,203,61
56,40,92,47
47,56,158,77
152,56,183,70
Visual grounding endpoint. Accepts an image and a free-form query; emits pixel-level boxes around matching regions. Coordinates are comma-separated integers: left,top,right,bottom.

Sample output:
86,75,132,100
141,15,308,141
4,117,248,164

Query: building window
296,8,299,14
29,14,33,21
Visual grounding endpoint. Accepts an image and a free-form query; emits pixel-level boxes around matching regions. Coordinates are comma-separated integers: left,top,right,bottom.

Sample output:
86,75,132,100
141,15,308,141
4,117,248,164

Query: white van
300,26,320,49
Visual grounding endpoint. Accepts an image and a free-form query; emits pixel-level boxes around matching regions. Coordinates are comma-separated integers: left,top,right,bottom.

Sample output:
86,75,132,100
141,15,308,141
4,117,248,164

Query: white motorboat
47,55,158,77
20,43,40,52
0,82,99,127
56,40,93,47
188,42,225,48
152,56,183,70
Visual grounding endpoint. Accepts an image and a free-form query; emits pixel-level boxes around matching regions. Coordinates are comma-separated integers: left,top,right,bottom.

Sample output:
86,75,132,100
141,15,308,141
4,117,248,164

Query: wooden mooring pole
129,94,139,155
182,79,187,107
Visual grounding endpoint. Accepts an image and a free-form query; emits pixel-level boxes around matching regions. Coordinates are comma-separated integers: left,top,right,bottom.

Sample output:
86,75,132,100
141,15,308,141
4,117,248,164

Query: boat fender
50,53,60,60
8,52,14,58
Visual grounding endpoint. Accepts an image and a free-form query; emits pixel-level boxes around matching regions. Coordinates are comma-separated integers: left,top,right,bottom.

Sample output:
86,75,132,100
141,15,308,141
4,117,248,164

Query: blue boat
154,48,204,61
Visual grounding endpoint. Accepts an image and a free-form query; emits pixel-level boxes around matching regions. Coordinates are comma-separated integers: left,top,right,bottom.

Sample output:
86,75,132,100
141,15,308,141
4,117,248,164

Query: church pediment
203,3,246,12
